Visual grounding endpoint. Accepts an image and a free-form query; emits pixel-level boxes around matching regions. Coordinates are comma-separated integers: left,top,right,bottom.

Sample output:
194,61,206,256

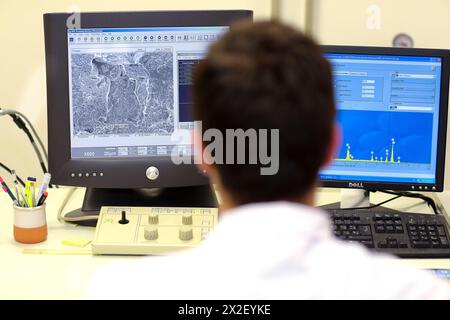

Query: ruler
22,248,92,255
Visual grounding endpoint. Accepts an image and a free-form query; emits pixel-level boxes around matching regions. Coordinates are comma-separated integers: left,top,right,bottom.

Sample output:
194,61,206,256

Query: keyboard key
395,226,403,233
399,242,408,248
378,241,388,248
388,239,398,248
374,214,383,221
432,241,441,248
386,226,395,233
438,226,447,236
375,225,385,233
412,241,431,248
361,240,374,248
348,235,372,241
358,225,371,236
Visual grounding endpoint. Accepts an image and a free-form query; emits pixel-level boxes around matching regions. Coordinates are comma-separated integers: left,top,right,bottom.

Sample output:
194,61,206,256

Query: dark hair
192,21,335,205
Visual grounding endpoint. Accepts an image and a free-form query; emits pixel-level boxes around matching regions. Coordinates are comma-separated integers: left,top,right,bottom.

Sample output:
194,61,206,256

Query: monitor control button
146,166,159,181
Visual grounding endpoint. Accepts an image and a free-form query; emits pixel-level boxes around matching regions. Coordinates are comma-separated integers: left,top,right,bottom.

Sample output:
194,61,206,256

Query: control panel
92,206,218,255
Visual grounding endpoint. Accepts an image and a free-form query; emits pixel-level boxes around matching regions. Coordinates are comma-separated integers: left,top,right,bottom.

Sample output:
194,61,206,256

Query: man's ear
323,122,341,168
192,126,214,175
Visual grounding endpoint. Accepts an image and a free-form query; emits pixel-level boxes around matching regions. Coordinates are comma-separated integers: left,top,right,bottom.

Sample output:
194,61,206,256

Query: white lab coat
87,201,449,299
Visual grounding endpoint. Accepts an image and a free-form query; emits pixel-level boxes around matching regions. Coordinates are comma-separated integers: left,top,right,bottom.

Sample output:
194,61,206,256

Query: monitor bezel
320,45,450,192
44,10,253,189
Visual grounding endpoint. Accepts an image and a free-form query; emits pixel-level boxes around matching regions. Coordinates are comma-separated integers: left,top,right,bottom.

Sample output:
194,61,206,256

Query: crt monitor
320,46,450,206
43,10,253,222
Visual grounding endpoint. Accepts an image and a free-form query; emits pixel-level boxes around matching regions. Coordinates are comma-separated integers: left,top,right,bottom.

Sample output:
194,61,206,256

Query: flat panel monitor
320,46,450,193
44,11,253,221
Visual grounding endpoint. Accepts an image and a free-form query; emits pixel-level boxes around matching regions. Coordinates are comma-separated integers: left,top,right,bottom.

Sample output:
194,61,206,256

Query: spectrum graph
334,110,433,165
336,138,402,163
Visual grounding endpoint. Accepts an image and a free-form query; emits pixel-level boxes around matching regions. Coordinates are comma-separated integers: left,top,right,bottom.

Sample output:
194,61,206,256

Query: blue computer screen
320,53,443,187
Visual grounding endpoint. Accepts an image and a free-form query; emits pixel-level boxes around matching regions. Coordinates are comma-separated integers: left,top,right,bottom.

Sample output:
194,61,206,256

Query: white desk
1,187,450,299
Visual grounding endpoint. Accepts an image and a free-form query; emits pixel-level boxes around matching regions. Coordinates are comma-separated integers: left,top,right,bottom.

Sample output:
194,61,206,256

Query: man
87,21,449,299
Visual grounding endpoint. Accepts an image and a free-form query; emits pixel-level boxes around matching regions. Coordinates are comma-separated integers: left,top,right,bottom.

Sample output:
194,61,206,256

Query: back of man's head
193,21,336,205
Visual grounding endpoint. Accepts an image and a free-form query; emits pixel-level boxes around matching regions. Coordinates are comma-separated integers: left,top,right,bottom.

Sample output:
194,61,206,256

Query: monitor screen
320,53,443,189
67,26,228,159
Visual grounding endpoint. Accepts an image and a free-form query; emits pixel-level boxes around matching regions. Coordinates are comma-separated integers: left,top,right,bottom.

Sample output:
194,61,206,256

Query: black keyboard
327,210,450,258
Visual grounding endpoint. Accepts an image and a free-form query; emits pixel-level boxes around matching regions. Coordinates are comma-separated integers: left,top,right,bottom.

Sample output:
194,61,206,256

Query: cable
0,108,58,188
334,190,440,215
378,190,440,215
57,187,76,223
0,162,26,187
334,194,403,211
10,113,48,174
57,188,98,223
0,109,48,162
0,109,48,173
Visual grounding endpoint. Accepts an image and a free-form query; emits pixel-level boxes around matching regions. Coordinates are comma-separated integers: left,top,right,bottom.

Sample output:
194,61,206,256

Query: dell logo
348,182,364,188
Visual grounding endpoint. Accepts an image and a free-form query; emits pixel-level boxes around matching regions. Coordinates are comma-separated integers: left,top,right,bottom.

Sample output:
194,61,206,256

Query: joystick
119,210,129,224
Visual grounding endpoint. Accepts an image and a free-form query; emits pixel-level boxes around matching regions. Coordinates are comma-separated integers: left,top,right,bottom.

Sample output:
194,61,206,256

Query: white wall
309,0,450,48
278,0,450,190
0,0,272,185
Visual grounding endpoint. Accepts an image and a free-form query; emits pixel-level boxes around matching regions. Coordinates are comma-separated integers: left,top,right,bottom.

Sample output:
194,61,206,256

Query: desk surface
1,187,450,299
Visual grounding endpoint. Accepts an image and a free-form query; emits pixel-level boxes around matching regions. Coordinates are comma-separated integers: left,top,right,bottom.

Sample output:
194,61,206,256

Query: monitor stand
64,185,218,227
320,189,401,214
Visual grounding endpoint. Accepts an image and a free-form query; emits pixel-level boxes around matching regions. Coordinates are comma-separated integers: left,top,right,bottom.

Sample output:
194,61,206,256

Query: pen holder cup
13,204,47,244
